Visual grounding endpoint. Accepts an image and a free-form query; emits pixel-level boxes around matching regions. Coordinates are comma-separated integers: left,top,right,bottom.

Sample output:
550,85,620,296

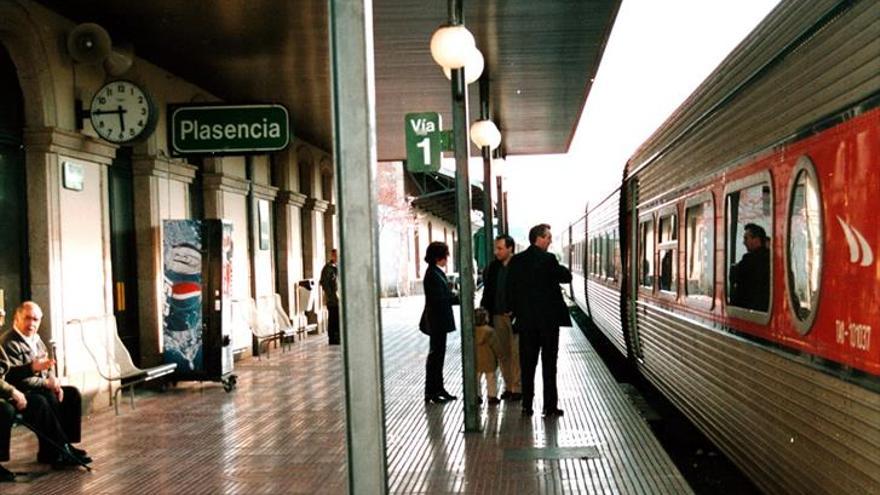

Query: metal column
329,0,388,492
479,75,494,270
449,0,480,433
496,175,505,235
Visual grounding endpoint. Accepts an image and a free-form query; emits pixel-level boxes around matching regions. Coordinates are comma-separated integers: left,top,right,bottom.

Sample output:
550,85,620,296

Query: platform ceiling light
470,119,501,150
430,24,476,70
493,156,507,178
442,47,484,85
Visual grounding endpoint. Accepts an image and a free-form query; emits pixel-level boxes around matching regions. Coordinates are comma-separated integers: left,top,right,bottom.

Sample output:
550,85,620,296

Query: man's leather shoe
68,445,91,463
488,396,501,405
521,408,534,417
543,408,564,418
508,392,522,401
0,465,14,482
438,390,458,401
424,394,449,404
500,391,511,400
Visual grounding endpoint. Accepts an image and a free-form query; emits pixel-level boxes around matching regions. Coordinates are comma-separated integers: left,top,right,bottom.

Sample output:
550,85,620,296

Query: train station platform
5,297,690,494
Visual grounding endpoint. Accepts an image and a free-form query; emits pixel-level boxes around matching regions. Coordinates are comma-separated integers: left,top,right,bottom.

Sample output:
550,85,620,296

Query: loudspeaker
104,42,134,76
66,23,112,65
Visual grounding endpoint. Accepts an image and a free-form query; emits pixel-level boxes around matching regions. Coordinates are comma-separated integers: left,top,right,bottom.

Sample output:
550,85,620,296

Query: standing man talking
480,234,521,401
506,224,572,418
320,249,341,345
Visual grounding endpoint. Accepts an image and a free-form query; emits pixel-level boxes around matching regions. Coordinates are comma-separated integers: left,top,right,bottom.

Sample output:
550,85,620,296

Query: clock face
89,80,155,144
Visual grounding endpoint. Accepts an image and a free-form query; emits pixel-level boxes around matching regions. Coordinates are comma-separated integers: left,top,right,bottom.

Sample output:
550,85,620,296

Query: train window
658,213,677,293
604,234,613,280
725,175,772,316
639,218,654,289
612,231,621,283
786,157,822,333
685,196,714,300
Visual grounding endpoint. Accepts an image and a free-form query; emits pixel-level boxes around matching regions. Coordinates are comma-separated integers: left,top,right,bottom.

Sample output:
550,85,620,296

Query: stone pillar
131,155,196,366
23,128,116,369
302,198,329,280
275,190,307,313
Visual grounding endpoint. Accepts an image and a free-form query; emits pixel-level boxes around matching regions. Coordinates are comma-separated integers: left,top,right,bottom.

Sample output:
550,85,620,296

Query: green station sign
169,104,291,155
405,112,443,173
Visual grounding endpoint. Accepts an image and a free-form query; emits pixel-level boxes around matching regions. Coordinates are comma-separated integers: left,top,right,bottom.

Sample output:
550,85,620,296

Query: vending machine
162,219,237,391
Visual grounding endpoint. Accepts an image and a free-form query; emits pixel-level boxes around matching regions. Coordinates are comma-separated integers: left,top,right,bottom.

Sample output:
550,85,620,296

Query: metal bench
69,316,177,415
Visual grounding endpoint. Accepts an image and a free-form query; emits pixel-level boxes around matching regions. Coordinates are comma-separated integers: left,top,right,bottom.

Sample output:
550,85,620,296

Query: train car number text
835,320,871,351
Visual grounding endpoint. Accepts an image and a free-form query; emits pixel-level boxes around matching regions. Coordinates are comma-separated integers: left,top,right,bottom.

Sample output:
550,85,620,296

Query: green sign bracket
440,130,454,152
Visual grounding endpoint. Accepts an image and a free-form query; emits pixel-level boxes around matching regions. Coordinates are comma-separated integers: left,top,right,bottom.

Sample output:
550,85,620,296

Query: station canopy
37,0,621,161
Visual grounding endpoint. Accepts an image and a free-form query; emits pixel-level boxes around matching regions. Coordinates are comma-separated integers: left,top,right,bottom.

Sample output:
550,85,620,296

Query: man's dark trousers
0,393,73,461
518,325,559,412
33,387,81,446
327,305,340,345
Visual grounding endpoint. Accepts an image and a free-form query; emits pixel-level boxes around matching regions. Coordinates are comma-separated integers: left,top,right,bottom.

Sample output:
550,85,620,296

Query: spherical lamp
442,47,484,84
470,119,502,150
430,24,476,69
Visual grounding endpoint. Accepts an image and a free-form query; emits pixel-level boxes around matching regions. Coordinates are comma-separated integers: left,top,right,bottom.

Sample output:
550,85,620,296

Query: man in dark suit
320,248,341,345
507,224,572,418
0,302,90,466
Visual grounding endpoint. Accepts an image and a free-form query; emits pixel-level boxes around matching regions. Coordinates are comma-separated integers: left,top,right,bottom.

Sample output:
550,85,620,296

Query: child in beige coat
474,308,501,405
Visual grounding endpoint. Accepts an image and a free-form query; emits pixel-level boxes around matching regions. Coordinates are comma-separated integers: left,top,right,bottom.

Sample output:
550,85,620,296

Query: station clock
89,80,157,144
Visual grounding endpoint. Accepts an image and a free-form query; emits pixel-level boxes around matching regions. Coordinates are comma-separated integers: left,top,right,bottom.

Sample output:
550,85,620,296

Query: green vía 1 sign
170,104,291,155
405,112,443,173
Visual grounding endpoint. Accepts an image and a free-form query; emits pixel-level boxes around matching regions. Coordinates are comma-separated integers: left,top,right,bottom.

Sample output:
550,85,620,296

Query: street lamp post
430,0,482,433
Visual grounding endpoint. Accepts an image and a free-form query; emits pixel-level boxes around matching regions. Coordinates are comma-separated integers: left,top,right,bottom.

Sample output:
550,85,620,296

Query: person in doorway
320,249,341,345
420,241,459,404
0,302,91,467
506,224,572,418
480,234,521,401
729,223,770,311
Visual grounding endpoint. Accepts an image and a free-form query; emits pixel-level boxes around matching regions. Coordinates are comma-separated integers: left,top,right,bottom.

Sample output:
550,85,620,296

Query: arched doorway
0,43,28,317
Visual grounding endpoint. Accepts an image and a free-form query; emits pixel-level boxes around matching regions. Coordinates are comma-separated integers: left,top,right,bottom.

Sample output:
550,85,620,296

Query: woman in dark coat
420,241,458,403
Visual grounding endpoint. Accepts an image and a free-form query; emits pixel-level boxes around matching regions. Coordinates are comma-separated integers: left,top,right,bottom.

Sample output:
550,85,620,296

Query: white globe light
430,24,475,69
470,119,502,150
442,47,484,84
493,157,506,178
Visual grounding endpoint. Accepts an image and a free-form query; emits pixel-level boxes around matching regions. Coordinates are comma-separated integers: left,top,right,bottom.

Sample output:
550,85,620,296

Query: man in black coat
507,224,572,417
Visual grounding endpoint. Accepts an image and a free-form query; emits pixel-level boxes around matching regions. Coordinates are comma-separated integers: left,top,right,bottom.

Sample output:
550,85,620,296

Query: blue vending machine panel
163,220,204,373
163,219,234,381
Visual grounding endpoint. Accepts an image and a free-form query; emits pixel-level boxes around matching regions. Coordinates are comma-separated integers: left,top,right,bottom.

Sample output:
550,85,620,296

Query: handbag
419,308,430,335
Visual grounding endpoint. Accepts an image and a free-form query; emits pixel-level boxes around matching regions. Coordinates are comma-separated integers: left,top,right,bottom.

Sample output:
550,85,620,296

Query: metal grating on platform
4,296,689,494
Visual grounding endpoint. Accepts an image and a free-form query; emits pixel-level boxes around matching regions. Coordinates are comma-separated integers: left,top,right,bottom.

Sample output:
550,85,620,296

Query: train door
625,178,644,360
109,147,141,363
0,44,29,322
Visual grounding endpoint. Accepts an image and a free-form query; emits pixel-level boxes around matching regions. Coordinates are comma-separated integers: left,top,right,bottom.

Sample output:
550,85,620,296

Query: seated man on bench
0,302,91,468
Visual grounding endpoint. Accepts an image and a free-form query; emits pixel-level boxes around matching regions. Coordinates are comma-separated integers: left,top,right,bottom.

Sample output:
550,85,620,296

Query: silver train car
562,0,880,493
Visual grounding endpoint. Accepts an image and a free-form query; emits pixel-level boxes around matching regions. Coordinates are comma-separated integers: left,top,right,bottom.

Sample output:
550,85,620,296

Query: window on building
726,179,772,312
787,159,822,329
658,213,678,293
686,198,714,299
639,219,654,289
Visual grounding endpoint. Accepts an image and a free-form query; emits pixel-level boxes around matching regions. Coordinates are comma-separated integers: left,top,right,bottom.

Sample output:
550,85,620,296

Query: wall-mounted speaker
66,23,112,65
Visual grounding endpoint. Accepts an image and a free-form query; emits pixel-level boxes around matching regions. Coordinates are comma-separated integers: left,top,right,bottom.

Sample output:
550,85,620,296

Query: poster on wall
162,220,204,373
258,199,270,250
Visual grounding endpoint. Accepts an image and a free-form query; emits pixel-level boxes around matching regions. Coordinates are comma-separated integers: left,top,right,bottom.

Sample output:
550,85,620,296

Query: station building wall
0,0,335,410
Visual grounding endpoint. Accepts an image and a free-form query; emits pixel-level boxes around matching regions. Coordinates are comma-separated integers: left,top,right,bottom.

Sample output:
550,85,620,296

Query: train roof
624,0,879,182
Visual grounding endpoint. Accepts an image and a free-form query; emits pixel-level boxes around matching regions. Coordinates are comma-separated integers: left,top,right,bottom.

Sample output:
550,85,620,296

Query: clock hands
91,105,127,133
117,105,125,132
